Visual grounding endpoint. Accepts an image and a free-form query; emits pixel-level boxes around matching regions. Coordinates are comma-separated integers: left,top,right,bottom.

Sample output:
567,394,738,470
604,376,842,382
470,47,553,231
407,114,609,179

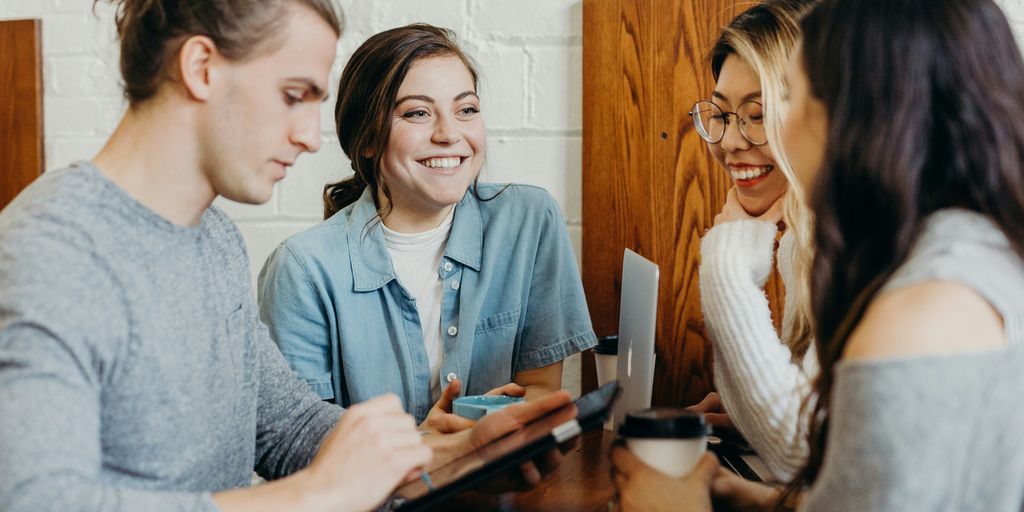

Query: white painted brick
95,96,127,134
567,225,581,269
46,55,121,98
562,351,582,398
318,100,337,138
45,97,101,136
529,45,581,131
25,1,587,352
0,0,58,18
52,0,96,13
468,0,581,42
278,138,351,219
372,0,467,33
235,222,319,286
465,42,528,130
42,12,117,56
49,137,105,169
482,136,582,221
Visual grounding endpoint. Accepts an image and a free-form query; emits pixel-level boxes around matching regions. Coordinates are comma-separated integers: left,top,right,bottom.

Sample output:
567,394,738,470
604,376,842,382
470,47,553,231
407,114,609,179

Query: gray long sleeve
0,163,341,511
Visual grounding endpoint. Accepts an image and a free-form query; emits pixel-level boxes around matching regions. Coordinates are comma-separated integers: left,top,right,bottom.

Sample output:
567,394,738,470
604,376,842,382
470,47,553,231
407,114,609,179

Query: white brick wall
0,0,586,396
5,0,1024,397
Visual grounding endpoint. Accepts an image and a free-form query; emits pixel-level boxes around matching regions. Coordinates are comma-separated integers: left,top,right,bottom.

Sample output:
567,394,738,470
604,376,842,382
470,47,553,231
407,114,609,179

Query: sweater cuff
701,220,779,287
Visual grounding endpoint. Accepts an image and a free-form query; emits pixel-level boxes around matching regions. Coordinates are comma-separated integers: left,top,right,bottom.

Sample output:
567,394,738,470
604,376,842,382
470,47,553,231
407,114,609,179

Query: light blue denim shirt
257,184,596,422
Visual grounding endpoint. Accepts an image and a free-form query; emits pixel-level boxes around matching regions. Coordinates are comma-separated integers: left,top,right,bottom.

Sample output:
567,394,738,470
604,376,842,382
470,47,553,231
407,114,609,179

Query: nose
719,118,750,153
290,105,321,153
431,114,462,145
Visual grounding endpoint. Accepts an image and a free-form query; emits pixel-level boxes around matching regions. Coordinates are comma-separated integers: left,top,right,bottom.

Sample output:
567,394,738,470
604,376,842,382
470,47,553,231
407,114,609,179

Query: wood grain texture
0,19,44,211
582,0,786,406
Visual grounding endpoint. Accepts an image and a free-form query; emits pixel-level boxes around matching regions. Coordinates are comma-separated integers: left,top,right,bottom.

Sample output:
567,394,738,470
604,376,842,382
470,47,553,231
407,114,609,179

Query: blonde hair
711,0,817,360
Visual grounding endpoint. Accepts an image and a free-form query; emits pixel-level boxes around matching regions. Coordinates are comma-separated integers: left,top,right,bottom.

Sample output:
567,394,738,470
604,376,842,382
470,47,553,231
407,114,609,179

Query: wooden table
423,429,616,511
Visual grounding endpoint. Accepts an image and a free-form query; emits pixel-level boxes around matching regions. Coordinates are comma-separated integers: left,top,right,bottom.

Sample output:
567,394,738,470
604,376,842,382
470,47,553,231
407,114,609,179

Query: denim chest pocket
475,306,521,334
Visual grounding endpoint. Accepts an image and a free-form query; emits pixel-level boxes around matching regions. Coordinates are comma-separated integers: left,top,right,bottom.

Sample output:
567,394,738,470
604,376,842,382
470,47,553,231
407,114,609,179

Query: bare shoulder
843,280,1006,361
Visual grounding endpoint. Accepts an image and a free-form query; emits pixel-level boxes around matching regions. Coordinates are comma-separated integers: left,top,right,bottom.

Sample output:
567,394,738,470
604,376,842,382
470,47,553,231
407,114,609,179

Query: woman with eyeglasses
683,0,819,483
613,0,1024,510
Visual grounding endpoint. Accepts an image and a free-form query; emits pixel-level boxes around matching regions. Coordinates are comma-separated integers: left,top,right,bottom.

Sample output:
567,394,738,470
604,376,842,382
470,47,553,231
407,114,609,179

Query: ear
177,35,219,101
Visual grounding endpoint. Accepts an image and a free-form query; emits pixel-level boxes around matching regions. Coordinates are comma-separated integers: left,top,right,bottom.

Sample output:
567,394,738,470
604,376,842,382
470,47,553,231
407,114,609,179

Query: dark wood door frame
1,19,44,211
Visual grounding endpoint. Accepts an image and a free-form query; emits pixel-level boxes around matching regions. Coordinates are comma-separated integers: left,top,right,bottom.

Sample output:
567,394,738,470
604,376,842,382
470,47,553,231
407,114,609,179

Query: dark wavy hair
96,0,343,105
781,0,1024,504
323,23,482,221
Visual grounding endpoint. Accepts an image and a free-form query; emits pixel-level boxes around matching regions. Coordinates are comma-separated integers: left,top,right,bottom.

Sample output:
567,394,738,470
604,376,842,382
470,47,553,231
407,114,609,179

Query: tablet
393,381,621,511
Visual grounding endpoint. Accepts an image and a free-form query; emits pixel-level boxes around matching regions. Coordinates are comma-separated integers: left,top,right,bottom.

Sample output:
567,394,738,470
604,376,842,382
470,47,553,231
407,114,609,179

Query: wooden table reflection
422,429,616,512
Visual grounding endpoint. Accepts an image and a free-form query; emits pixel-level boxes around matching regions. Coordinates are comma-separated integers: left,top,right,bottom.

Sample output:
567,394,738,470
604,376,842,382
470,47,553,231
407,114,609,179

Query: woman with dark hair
612,0,1024,510
258,24,596,433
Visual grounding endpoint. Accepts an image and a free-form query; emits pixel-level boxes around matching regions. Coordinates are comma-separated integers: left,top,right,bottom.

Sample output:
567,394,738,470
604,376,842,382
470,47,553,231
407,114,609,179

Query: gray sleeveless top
801,209,1024,511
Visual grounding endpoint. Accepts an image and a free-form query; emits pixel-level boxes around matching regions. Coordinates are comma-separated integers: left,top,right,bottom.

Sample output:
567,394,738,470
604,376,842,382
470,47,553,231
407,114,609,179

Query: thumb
432,413,476,433
690,452,720,485
437,379,462,413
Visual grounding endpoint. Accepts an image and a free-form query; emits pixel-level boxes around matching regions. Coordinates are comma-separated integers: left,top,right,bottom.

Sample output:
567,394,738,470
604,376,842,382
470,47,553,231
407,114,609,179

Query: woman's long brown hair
780,0,1024,506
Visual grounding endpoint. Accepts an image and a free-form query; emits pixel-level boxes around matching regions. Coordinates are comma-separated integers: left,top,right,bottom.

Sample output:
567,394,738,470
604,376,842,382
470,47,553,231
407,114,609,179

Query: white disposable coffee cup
593,336,618,429
618,409,708,478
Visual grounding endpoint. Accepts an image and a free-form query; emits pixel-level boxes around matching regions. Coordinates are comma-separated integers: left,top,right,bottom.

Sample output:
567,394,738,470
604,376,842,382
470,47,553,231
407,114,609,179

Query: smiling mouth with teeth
730,165,773,181
419,157,463,169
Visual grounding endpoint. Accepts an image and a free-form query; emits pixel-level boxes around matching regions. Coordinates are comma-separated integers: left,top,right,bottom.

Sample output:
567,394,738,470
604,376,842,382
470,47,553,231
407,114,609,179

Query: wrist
289,468,352,512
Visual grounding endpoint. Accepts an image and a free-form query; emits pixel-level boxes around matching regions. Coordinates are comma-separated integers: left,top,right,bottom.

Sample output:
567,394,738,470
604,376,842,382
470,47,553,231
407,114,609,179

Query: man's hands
424,390,576,492
303,394,431,512
419,379,526,434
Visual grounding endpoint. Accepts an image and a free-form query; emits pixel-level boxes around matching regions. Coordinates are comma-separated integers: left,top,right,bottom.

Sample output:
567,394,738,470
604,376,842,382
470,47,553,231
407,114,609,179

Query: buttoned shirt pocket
475,307,521,335
471,307,522,384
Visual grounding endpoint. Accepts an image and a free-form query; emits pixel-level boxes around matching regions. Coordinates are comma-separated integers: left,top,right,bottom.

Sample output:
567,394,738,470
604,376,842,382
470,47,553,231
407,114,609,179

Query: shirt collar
346,187,483,292
444,189,482,272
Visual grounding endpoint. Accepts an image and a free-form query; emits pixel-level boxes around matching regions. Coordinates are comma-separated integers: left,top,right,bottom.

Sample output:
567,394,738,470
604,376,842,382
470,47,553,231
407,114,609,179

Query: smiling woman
689,0,818,483
256,24,597,435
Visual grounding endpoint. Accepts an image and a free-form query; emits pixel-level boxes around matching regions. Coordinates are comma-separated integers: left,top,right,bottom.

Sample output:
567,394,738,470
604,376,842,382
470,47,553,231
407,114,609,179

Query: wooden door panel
0,19,44,211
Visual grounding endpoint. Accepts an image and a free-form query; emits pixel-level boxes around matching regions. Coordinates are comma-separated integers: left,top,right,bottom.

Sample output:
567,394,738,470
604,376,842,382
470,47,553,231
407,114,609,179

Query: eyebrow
395,91,479,107
711,90,762,104
285,78,328,102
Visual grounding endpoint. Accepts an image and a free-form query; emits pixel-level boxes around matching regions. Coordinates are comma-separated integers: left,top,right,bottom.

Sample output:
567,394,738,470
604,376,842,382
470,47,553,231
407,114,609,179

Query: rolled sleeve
516,198,597,372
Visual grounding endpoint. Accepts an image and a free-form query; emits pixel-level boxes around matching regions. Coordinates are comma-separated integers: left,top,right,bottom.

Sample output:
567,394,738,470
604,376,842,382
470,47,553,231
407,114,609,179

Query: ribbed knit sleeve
699,220,816,481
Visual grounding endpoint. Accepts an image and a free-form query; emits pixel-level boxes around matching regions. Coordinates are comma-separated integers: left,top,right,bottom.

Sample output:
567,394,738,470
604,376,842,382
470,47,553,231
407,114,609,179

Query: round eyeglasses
688,100,767,146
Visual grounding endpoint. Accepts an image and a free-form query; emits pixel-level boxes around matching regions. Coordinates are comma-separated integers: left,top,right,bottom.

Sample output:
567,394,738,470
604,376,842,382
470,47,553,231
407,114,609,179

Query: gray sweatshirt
0,162,342,511
801,210,1024,511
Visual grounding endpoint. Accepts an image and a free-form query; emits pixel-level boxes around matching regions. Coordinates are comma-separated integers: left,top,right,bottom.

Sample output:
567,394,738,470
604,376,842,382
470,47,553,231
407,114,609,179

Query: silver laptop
612,249,659,428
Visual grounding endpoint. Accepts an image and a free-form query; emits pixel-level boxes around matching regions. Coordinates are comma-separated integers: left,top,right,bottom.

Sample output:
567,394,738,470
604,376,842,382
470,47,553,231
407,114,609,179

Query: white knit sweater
699,220,817,481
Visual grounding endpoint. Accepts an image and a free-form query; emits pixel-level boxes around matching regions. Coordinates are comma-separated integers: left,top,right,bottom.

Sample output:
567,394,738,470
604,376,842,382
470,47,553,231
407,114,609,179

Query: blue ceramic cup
452,395,526,420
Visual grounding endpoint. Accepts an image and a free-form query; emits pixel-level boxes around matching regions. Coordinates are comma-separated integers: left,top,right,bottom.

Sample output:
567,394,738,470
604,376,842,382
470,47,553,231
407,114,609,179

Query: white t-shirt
382,207,455,402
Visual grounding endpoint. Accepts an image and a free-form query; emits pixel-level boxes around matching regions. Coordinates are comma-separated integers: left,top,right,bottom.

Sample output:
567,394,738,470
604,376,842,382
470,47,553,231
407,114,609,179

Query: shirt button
443,261,453,272
446,372,457,383
447,325,458,336
450,280,460,290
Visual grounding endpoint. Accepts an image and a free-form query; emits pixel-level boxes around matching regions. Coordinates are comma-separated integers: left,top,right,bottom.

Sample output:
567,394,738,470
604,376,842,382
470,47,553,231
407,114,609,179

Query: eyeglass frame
688,100,768,146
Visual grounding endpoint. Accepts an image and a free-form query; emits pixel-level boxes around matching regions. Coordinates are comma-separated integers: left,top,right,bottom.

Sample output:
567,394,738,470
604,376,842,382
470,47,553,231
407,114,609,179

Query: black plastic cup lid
618,408,709,439
594,335,618,355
